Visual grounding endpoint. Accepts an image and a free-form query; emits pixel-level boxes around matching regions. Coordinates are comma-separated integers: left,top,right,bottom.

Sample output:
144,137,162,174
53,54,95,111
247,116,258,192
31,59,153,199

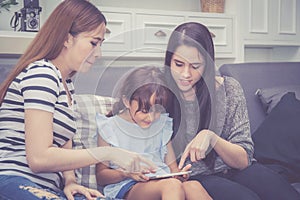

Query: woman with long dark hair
164,22,300,200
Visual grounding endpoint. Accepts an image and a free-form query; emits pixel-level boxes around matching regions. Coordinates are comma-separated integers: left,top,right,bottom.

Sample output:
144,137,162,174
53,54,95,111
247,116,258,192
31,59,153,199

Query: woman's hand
178,130,218,169
63,181,103,200
111,148,157,173
175,164,192,181
87,147,157,174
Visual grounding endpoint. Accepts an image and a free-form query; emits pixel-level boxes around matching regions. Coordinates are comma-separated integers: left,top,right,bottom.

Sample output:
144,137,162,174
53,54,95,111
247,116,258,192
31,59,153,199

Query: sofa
219,62,300,193
74,62,300,194
1,61,300,195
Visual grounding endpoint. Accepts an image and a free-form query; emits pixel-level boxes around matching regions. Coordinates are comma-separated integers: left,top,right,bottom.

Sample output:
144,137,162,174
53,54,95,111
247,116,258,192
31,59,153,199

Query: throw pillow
255,85,300,114
73,94,114,190
253,92,300,177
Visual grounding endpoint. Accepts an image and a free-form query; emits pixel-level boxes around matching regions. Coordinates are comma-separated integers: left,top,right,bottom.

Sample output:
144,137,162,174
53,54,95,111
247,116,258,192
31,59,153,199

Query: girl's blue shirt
96,113,173,198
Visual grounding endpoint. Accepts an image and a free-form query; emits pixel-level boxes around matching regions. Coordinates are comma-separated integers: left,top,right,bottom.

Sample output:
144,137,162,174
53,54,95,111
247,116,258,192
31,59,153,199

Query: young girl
95,66,212,200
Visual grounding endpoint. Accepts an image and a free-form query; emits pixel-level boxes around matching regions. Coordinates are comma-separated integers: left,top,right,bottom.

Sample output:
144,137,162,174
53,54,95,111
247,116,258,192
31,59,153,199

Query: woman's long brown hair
0,0,106,105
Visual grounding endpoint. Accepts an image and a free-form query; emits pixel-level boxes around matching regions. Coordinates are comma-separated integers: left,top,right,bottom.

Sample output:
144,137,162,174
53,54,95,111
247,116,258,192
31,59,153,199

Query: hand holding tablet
148,171,192,180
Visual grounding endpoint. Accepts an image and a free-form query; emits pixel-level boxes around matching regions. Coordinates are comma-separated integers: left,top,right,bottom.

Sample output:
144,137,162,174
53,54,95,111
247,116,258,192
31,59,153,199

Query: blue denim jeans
0,175,89,200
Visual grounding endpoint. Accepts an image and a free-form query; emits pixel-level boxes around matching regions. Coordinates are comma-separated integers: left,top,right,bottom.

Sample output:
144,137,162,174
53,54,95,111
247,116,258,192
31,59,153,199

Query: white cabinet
100,8,133,57
187,14,235,58
99,8,186,58
100,7,235,58
0,7,235,59
134,13,185,54
242,0,300,46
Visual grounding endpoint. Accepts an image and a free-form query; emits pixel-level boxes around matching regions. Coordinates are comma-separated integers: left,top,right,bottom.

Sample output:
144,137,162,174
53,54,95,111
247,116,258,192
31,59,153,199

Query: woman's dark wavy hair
164,22,217,168
107,66,170,117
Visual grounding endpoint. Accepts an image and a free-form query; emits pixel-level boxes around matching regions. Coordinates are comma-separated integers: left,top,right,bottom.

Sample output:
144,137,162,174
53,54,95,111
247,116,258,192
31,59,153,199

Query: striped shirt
0,59,76,191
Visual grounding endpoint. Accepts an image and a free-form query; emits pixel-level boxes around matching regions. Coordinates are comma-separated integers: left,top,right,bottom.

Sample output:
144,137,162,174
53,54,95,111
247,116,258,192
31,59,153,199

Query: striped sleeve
20,65,60,113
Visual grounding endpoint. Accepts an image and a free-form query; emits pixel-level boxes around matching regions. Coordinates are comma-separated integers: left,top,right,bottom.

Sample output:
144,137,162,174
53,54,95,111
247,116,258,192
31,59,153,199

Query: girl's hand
178,130,218,169
63,181,103,200
124,171,150,182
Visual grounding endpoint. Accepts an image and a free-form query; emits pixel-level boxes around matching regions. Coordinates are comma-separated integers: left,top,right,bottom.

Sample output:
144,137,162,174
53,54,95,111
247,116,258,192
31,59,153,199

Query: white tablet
148,171,192,180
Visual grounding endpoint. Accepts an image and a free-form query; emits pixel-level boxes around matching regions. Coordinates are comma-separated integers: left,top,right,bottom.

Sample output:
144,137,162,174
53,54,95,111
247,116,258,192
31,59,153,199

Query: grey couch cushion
219,62,300,133
256,85,300,114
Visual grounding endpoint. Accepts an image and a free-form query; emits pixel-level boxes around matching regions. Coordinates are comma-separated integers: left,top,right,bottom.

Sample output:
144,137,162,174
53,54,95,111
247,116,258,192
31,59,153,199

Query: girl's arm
164,141,180,173
96,136,128,186
25,109,156,173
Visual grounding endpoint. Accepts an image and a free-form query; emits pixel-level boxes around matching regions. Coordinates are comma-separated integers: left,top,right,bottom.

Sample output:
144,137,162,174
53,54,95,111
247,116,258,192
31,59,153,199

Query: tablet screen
148,171,192,180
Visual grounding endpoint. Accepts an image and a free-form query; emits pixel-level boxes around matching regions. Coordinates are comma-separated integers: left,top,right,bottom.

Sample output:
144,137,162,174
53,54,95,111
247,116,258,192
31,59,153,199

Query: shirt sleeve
224,77,254,164
20,65,60,113
96,113,118,146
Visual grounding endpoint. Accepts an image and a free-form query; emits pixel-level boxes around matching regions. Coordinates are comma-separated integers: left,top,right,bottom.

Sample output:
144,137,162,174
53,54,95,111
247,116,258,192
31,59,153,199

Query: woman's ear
122,95,130,109
64,33,74,48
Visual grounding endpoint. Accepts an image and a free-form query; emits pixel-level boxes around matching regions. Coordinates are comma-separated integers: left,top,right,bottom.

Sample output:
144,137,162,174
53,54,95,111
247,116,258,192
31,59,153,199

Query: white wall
0,0,299,65
0,3,23,30
92,0,201,12
0,0,237,31
0,1,54,31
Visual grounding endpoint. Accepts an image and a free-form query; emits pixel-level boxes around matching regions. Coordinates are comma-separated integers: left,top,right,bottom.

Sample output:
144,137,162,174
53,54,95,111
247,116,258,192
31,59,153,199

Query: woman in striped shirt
0,1,155,199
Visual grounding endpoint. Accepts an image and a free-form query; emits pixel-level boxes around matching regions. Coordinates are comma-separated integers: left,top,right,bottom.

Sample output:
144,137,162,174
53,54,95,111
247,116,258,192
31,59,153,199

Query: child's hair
107,66,170,117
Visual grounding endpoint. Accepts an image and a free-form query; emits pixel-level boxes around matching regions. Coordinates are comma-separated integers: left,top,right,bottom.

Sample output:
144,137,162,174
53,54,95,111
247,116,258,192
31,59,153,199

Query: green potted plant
0,0,18,13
